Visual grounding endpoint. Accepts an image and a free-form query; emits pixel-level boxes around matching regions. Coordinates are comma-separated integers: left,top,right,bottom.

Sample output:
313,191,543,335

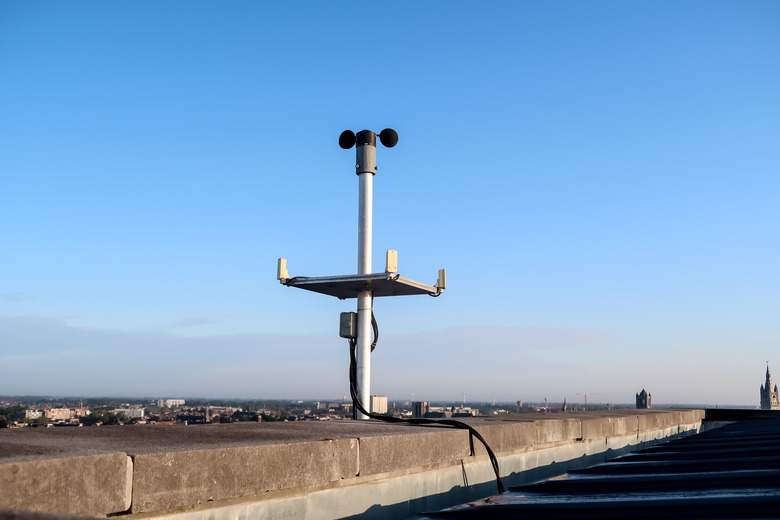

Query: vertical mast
355,130,376,420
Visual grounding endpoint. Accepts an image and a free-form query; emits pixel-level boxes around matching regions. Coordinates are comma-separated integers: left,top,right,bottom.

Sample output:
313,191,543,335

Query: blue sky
1,1,778,406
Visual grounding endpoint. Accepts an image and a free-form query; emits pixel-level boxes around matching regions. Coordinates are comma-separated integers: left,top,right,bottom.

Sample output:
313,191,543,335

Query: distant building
113,408,145,419
636,389,652,409
317,401,350,412
760,365,780,410
452,407,477,418
412,401,430,418
206,406,236,420
371,395,388,414
158,399,185,408
44,408,75,421
24,410,43,420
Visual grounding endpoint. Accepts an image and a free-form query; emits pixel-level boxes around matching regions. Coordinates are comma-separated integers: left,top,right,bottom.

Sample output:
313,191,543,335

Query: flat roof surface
282,273,440,299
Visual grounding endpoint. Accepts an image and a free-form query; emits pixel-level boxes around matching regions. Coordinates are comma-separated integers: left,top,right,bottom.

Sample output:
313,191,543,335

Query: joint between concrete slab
356,436,361,478
125,454,135,515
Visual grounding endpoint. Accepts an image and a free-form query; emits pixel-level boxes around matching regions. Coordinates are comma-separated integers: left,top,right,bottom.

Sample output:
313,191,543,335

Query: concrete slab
579,417,610,440
358,429,470,476
468,421,538,456
131,438,357,513
0,453,131,517
579,415,643,440
636,412,656,432
534,418,581,445
611,415,639,436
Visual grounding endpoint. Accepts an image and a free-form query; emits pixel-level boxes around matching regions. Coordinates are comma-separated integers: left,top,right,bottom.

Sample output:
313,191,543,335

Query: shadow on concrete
341,428,700,520
339,481,498,520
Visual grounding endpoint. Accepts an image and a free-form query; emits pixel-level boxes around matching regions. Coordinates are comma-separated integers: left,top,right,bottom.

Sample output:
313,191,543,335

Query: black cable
347,339,505,494
370,311,378,352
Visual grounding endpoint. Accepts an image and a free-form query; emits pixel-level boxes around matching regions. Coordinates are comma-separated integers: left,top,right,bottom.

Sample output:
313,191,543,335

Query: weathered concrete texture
638,410,677,431
135,419,706,520
533,418,581,445
0,453,131,517
358,429,470,476
0,410,707,518
460,410,706,458
634,410,704,437
464,420,538,456
131,438,357,513
0,422,404,463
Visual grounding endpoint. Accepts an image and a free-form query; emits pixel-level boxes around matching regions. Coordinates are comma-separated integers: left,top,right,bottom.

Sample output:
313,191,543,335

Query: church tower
636,389,651,409
760,364,780,410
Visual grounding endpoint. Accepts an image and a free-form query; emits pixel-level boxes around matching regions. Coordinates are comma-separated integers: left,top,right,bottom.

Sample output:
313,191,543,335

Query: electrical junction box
385,250,398,273
339,312,357,340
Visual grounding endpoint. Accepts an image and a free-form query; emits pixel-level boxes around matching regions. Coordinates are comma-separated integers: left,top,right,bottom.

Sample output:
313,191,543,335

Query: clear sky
1,1,778,406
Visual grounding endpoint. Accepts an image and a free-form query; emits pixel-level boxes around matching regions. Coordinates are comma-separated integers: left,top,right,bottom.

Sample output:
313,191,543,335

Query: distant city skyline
2,2,778,406
0,391,757,409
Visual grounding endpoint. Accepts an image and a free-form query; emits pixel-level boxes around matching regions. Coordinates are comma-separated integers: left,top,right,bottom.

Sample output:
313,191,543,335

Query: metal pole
355,130,376,420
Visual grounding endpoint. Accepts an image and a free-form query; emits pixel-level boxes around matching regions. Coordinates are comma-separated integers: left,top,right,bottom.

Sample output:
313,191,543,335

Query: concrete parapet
0,452,130,517
0,409,705,519
131,438,357,513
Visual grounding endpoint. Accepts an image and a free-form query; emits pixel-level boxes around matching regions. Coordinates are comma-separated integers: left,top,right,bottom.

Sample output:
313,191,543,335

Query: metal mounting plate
281,273,439,299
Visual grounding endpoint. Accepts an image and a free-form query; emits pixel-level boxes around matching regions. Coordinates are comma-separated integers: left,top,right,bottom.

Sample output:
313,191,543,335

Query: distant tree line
0,405,24,428
80,410,129,426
